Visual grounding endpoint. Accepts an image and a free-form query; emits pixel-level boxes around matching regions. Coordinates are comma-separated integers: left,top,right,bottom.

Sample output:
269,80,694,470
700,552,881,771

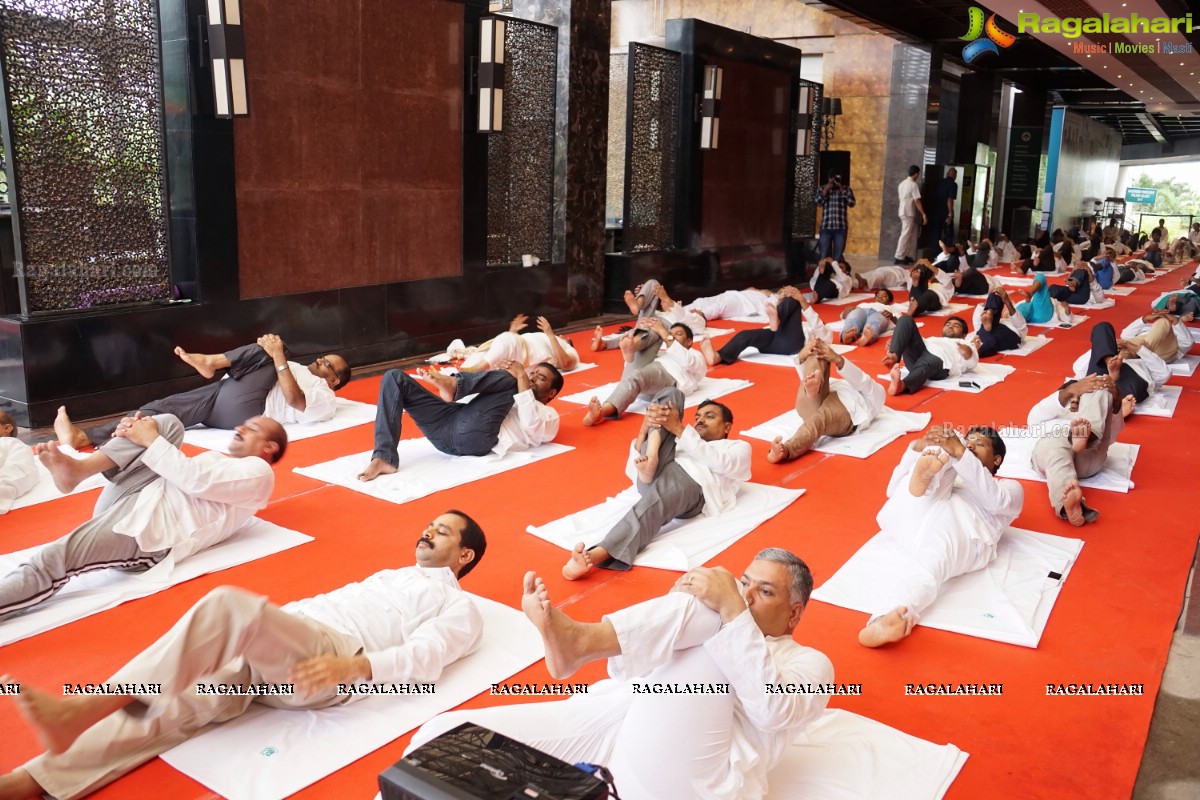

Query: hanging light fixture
699,64,722,150
207,0,249,117
478,16,506,133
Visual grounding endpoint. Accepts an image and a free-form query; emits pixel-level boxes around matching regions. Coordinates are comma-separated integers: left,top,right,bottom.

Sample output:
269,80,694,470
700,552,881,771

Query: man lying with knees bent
0,511,486,800
858,425,1023,648
411,550,833,800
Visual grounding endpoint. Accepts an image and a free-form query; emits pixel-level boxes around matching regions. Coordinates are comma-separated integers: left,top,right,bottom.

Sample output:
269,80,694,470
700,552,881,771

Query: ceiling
802,0,1200,145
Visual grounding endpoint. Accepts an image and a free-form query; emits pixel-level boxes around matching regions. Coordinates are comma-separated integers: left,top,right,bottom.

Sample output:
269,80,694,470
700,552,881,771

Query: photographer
815,172,856,264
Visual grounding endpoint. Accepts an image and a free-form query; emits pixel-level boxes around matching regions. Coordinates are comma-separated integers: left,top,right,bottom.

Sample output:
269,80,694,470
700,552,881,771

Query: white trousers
894,215,919,260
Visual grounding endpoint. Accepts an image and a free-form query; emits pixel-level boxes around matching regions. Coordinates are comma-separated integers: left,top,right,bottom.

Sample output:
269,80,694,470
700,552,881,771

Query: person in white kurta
894,166,927,263
1069,322,1170,405
583,319,707,425
685,287,779,320
766,340,886,463
1,512,486,800
884,315,979,395
567,391,751,579
413,551,834,800
1119,312,1193,363
859,425,1024,647
852,265,911,292
0,412,37,514
0,413,281,619
1028,375,1129,525
458,314,580,372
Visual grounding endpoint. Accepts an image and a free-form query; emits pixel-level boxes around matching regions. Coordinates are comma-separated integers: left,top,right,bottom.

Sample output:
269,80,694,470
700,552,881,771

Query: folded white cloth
558,377,753,414
997,427,1138,492
1105,286,1137,296
997,275,1036,286
820,293,874,306
736,345,855,367
813,526,1083,647
1071,297,1116,310
183,398,376,453
921,303,973,317
162,596,543,800
1004,335,1052,356
294,440,573,506
876,363,1015,394
1168,355,1199,377
1028,314,1089,329
0,518,312,647
10,445,107,511
741,408,931,459
767,710,968,800
527,483,804,571
1134,384,1182,418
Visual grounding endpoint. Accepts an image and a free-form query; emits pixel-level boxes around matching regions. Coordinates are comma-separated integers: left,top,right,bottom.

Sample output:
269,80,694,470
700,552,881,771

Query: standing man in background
930,167,958,249
895,166,927,265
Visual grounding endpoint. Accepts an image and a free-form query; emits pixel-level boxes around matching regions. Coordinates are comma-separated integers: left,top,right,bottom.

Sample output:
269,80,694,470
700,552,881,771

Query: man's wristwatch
276,363,288,373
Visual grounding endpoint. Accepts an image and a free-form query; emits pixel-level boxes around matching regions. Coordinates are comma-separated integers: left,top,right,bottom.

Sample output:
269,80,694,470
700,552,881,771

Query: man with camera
815,173,855,264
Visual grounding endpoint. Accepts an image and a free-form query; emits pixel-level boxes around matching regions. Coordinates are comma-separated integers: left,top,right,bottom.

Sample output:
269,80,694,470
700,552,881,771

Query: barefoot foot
1061,480,1086,526
1069,418,1092,453
766,436,795,464
908,448,950,496
582,398,614,427
634,452,658,484
417,368,457,402
860,327,879,346
522,572,589,678
590,325,607,352
699,336,721,367
886,364,904,396
33,443,88,494
173,346,218,380
561,543,595,581
858,608,915,647
53,407,91,450
13,684,125,755
357,458,398,482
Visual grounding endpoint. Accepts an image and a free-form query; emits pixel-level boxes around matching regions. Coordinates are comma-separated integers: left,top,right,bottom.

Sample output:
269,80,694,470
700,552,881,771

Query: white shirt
263,363,337,425
115,436,275,560
858,266,911,291
897,177,922,219
1070,345,1170,396
0,438,37,514
995,240,1019,263
656,341,708,395
971,304,1028,344
687,289,774,320
656,304,708,338
1120,317,1193,362
627,426,750,517
806,358,886,432
284,565,482,687
925,336,979,377
801,305,833,344
494,389,560,457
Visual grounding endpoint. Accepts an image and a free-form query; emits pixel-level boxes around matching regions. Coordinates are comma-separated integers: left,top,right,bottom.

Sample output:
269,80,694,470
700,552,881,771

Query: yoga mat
558,377,754,414
9,446,106,511
183,398,377,453
997,427,1139,493
741,408,931,459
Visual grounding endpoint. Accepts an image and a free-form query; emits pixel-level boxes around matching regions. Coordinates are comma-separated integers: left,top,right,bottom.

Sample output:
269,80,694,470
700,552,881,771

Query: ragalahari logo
961,7,1017,63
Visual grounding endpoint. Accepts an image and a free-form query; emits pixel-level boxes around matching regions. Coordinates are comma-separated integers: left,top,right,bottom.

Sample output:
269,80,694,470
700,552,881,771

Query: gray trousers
604,331,674,415
0,414,184,619
596,388,705,568
636,279,663,320
24,586,360,800
1030,390,1123,513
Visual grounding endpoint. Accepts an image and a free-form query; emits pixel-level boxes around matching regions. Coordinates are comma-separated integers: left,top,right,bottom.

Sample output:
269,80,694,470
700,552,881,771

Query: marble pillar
878,43,932,261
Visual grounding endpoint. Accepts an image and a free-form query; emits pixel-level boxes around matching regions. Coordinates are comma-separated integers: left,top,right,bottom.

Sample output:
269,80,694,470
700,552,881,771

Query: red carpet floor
1,263,1197,799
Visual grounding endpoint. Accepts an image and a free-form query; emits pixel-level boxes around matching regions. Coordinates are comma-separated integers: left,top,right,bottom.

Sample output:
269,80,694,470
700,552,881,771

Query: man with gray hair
409,551,833,799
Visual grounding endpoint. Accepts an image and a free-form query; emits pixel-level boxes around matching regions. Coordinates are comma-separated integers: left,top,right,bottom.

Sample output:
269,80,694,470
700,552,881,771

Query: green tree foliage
1128,172,1200,218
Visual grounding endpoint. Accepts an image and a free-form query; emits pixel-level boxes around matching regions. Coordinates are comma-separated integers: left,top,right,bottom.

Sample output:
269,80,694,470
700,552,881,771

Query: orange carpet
1,265,1197,799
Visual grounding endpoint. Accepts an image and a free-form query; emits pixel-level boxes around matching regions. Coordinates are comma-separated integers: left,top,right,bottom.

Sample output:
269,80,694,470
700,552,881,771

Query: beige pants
1124,317,1178,362
25,587,361,800
781,356,854,458
1030,390,1124,512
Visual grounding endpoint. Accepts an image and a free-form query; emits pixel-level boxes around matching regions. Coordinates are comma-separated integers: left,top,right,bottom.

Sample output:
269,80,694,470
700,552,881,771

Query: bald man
0,413,285,620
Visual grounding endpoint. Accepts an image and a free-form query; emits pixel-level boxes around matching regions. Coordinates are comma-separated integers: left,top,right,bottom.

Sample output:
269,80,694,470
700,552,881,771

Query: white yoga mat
820,293,873,306
729,313,767,323
741,408,931,459
1004,335,1052,356
877,363,1016,394
527,483,805,572
10,445,107,511
997,275,1036,286
1029,314,1089,329
1134,384,1183,418
1168,355,1199,377
812,527,1083,648
428,354,598,375
1071,298,1116,310
737,344,856,367
559,377,754,415
162,596,543,800
294,440,574,506
183,399,377,453
767,710,967,800
996,427,1139,493
1105,286,1137,296
921,303,973,317
0,519,312,647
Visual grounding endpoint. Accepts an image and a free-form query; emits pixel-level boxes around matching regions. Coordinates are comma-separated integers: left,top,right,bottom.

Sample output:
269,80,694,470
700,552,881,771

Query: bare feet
765,301,780,331
522,571,589,677
33,443,88,494
1062,480,1086,526
561,543,595,581
590,325,607,352
582,397,616,426
801,364,823,399
356,458,398,482
840,327,860,345
699,336,721,367
13,683,126,755
618,332,639,360
0,767,42,800
53,406,91,450
173,346,218,380
766,435,795,464
860,327,879,346
859,607,915,647
623,289,641,316
886,364,904,396
417,367,457,402
1121,394,1137,418
1069,418,1091,453
635,429,661,484
908,448,950,497
881,352,898,369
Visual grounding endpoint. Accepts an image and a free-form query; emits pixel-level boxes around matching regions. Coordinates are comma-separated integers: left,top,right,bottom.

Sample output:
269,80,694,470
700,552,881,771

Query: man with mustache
0,511,486,800
0,413,285,620
565,388,750,580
